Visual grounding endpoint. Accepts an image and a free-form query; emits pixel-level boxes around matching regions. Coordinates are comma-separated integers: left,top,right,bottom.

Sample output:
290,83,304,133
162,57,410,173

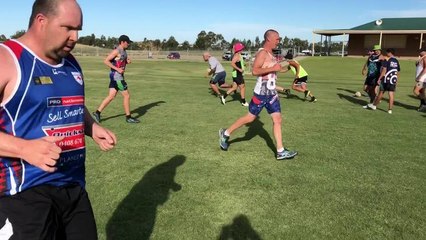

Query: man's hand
272,63,282,72
21,136,65,172
91,123,117,151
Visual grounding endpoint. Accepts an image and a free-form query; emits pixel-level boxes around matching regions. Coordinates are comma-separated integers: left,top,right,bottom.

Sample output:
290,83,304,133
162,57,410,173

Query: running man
414,47,426,111
366,48,401,114
203,52,231,104
362,45,382,104
219,29,298,160
281,53,317,102
93,35,140,123
222,42,249,106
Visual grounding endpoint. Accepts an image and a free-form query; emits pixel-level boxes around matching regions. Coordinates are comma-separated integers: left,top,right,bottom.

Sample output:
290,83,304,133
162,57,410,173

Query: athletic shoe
310,96,317,102
304,90,311,99
362,105,369,109
277,148,298,160
284,89,291,95
220,95,226,105
92,112,101,123
241,102,249,107
418,105,426,112
219,128,229,151
126,117,140,123
388,110,392,114
367,103,377,110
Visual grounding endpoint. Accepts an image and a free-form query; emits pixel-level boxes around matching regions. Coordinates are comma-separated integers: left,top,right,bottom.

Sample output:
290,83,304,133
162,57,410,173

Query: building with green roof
313,18,426,56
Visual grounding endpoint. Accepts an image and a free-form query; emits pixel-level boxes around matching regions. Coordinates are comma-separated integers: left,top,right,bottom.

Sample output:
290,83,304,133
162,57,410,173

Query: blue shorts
210,71,226,86
248,93,281,116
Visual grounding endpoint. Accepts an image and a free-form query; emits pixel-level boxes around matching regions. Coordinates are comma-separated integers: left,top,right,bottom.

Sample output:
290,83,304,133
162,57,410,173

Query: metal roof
314,18,426,36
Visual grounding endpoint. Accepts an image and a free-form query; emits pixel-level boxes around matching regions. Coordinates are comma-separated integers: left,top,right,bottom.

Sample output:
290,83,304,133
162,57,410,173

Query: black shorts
233,75,245,85
380,82,396,92
293,76,308,85
0,184,97,240
364,76,379,86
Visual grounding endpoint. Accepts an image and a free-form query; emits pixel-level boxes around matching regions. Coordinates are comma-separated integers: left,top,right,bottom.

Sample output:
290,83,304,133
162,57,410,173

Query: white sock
277,147,284,152
224,130,230,136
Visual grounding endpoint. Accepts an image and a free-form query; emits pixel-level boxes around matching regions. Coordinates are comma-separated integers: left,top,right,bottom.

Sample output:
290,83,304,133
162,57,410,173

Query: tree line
1,30,345,53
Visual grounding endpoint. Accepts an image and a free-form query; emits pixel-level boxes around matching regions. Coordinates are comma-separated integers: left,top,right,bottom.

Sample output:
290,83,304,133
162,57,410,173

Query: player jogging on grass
219,29,298,160
93,35,140,123
281,53,317,102
221,42,249,106
203,52,231,104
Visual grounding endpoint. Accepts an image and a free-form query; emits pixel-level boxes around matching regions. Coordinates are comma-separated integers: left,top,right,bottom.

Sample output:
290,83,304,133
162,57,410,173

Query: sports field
81,56,426,239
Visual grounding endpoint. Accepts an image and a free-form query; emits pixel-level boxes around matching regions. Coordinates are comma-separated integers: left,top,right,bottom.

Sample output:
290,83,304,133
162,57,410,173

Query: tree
164,36,179,50
10,30,26,39
179,41,191,50
0,34,7,42
254,36,261,49
194,30,207,49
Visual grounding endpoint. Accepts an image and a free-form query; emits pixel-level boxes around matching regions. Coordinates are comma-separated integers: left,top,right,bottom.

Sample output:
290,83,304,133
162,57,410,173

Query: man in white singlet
218,29,298,160
414,47,426,111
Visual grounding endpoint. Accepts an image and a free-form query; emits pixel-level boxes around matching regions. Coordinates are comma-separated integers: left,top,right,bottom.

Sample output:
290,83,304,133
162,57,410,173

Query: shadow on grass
280,92,306,101
336,87,358,95
101,101,165,122
337,93,368,106
229,117,275,154
218,214,262,240
106,155,185,240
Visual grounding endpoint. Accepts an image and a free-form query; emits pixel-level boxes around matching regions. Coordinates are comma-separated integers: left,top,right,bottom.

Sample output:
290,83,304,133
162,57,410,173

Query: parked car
222,51,232,61
240,51,251,61
167,52,180,59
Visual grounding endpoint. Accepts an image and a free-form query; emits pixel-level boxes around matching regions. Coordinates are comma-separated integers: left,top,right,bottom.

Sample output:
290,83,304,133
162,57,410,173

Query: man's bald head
28,0,81,28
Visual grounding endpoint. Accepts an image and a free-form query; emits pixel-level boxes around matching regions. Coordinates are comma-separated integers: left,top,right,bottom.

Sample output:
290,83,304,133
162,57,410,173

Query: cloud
369,9,426,18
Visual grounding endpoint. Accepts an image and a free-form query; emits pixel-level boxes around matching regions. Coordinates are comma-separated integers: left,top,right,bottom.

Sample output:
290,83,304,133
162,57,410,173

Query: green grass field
80,56,426,240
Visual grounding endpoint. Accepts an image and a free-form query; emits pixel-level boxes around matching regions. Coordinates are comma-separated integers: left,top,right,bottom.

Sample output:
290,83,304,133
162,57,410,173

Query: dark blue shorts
109,72,128,91
210,71,226,86
248,93,281,116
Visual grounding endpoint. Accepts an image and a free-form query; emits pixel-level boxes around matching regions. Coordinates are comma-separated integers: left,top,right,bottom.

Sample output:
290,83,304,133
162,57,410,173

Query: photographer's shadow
106,155,185,240
218,214,262,240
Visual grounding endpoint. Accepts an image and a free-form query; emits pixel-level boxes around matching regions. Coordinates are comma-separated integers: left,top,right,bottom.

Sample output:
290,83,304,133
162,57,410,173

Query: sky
1,0,425,43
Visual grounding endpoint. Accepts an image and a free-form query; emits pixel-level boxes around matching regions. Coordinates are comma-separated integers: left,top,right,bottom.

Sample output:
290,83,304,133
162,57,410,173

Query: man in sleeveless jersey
414,47,426,112
219,30,298,160
362,45,382,104
281,53,317,102
92,35,140,123
221,42,249,106
366,48,401,114
0,1,117,239
203,52,232,104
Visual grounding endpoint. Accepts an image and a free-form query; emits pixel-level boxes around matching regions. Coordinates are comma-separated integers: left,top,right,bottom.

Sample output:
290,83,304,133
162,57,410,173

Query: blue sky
1,0,425,43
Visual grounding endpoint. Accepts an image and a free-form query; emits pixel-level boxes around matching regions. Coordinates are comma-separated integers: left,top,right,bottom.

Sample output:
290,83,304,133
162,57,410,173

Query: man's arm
416,57,426,81
288,60,300,78
84,107,117,151
0,46,65,172
103,49,123,74
362,59,368,75
252,50,281,76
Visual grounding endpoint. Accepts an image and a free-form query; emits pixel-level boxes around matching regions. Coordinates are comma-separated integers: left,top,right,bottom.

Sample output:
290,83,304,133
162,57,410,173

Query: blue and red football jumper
0,40,86,196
